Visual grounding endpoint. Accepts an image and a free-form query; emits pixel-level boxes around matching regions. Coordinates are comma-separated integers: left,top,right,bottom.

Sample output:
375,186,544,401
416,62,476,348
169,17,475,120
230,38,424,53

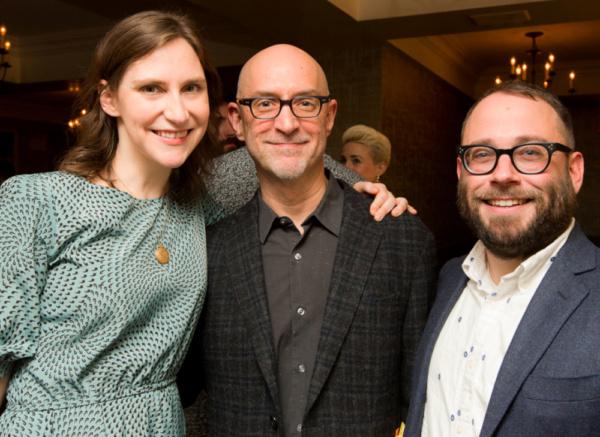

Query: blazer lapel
304,187,382,412
480,226,595,437
225,201,280,405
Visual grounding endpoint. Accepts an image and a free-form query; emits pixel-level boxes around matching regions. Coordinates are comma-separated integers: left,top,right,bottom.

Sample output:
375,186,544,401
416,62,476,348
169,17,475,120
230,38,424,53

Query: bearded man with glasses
405,81,600,437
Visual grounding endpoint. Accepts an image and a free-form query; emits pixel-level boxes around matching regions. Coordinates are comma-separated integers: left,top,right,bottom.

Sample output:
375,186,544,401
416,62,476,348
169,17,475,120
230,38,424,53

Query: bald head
228,43,337,187
237,44,330,98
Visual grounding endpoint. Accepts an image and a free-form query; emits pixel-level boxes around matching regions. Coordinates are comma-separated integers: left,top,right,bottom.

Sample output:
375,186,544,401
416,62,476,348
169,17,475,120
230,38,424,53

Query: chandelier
495,31,575,94
0,23,11,82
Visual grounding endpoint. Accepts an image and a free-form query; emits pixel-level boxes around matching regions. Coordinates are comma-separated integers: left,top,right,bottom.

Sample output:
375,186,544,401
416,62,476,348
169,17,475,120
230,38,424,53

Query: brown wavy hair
59,10,221,199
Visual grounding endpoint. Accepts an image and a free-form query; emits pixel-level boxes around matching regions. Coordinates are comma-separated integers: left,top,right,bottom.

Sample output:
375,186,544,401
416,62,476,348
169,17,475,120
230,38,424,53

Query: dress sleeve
201,195,227,227
205,147,365,214
0,176,50,377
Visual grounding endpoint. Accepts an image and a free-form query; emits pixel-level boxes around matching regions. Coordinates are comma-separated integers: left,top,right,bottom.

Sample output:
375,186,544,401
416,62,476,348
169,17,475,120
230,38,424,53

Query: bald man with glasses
179,44,436,437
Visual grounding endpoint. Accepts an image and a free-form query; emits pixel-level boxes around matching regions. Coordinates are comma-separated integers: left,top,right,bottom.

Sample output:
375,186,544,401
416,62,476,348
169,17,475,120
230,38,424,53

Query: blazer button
270,415,278,431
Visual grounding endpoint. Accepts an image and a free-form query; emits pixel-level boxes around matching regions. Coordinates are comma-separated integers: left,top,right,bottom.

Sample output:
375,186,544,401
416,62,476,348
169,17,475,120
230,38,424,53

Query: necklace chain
112,171,170,264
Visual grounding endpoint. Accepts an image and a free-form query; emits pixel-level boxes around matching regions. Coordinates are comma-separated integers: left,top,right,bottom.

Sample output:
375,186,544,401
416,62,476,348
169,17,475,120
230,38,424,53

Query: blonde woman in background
341,124,391,183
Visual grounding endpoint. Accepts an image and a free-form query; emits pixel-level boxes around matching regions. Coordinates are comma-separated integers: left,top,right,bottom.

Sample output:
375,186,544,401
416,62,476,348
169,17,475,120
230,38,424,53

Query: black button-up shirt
258,173,344,436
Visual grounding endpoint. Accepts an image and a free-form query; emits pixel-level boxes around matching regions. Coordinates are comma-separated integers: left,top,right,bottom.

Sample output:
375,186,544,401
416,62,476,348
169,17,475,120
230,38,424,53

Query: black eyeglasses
236,96,331,119
456,142,573,175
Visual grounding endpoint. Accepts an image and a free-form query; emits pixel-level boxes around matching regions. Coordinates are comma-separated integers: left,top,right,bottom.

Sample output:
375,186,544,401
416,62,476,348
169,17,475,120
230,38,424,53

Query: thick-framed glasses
456,142,572,175
236,96,331,119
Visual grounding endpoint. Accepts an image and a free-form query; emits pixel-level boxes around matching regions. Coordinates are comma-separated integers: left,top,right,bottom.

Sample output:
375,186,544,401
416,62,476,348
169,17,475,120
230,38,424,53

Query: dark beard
456,176,577,260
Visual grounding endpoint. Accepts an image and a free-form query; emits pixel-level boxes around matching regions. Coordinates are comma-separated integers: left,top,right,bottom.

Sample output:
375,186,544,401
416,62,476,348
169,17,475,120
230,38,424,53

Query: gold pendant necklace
155,245,169,264
151,199,170,264
112,171,170,264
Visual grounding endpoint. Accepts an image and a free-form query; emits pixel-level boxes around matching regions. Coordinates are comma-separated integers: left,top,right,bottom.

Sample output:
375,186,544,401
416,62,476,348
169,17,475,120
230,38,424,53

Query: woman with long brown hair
0,11,224,434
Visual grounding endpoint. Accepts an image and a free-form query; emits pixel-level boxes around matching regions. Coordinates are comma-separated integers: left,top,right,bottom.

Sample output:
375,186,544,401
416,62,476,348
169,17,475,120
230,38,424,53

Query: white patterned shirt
422,220,575,437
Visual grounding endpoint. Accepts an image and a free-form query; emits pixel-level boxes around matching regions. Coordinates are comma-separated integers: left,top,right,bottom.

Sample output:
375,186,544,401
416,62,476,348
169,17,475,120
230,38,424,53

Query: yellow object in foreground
395,422,405,436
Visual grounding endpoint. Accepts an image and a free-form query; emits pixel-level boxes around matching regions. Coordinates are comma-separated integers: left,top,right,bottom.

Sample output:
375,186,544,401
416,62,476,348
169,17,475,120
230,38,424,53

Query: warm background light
496,32,573,92
569,71,576,90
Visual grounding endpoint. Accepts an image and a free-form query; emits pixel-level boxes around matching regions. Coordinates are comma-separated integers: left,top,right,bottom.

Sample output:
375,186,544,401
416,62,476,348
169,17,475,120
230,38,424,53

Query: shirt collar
516,218,575,285
257,169,344,244
462,218,576,296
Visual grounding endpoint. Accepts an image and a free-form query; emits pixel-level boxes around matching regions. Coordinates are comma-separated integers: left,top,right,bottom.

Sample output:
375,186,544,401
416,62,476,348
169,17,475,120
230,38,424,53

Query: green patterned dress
0,172,224,435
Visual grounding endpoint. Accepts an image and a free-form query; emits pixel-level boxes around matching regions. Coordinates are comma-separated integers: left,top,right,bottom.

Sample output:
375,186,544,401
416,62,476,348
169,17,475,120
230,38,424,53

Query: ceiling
1,0,599,101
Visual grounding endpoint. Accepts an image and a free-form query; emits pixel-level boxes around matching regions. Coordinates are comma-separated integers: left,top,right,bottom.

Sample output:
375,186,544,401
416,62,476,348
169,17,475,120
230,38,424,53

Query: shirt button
297,424,302,432
297,307,306,316
279,218,287,225
468,360,476,370
294,253,302,261
298,364,306,373
458,424,465,434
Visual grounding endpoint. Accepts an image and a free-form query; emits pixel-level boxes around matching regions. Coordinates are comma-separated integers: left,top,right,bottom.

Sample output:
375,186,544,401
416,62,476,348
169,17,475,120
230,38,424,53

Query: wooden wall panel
381,44,475,263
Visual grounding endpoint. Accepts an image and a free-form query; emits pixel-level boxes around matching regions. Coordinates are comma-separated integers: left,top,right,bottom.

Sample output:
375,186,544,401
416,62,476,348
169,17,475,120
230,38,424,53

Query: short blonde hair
342,125,391,166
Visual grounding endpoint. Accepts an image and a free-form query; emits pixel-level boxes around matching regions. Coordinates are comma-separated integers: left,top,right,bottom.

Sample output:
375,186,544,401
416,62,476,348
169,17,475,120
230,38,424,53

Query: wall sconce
68,109,87,129
0,23,11,82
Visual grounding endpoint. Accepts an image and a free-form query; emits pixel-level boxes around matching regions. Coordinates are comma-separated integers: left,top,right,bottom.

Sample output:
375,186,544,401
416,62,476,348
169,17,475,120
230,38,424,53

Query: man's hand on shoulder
353,181,417,221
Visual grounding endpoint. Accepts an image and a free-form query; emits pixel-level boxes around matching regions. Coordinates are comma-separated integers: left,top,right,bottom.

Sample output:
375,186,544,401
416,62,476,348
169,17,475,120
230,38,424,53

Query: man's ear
98,80,120,117
228,101,245,141
325,98,337,136
568,151,585,194
456,157,463,180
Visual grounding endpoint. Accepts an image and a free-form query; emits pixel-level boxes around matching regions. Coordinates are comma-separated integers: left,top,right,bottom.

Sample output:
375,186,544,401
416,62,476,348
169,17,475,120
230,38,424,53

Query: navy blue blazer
405,223,600,437
180,180,437,436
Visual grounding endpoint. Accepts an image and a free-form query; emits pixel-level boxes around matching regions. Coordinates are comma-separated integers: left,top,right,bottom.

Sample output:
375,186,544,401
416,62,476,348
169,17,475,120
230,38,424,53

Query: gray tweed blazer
180,179,437,437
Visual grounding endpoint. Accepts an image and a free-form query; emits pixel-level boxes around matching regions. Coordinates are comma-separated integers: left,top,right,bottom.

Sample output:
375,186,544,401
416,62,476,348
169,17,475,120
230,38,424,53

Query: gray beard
456,176,577,260
264,147,308,181
260,134,312,180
